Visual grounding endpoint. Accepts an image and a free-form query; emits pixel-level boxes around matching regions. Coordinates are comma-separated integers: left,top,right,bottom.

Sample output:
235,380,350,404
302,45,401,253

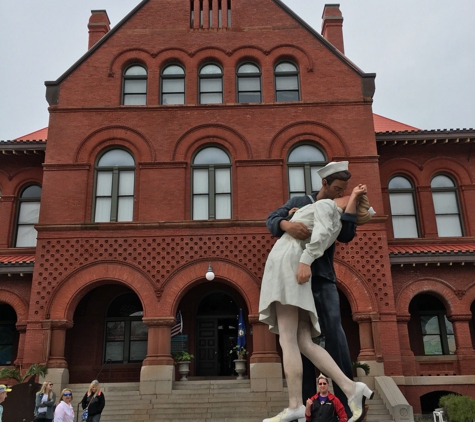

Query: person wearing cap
305,375,347,422
266,161,359,417
0,384,12,422
260,184,373,422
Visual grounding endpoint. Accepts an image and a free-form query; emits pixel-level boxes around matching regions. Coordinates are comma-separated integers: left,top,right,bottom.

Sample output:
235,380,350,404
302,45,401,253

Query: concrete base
250,362,283,392
140,365,175,395
41,368,70,395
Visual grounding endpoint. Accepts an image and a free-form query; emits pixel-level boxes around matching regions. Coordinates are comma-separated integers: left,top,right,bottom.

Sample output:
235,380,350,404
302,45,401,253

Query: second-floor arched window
15,184,42,247
237,63,261,103
431,174,463,237
122,65,147,105
388,176,419,238
275,61,300,102
199,64,223,104
192,147,231,220
94,149,135,222
161,64,185,105
287,145,327,198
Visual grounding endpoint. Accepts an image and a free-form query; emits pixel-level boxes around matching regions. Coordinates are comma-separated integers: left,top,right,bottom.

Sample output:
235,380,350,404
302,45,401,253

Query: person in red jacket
306,375,348,422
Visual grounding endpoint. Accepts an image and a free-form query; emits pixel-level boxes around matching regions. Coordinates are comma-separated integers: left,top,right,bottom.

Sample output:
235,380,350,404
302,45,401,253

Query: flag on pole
237,309,246,351
171,311,183,337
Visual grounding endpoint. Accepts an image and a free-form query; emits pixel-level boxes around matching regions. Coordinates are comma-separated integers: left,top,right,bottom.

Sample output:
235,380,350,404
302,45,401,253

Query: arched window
236,63,261,103
122,65,147,105
287,145,327,198
15,184,42,247
388,176,419,238
431,174,463,237
408,294,455,356
192,147,231,220
199,64,223,104
104,293,147,363
94,149,135,222
0,304,18,365
275,61,300,102
161,64,185,105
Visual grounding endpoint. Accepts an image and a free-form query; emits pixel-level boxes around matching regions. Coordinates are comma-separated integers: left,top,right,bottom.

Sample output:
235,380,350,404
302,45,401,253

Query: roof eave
0,141,47,152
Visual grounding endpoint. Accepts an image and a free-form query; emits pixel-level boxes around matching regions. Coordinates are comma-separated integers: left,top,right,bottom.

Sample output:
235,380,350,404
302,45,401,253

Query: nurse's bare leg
275,302,303,410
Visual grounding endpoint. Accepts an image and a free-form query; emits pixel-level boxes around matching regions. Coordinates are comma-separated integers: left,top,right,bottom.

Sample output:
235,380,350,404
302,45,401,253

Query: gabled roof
45,0,375,103
373,113,420,133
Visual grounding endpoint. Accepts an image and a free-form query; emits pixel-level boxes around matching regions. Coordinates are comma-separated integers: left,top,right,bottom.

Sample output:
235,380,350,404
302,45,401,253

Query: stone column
13,322,27,366
353,313,376,361
248,314,283,392
47,320,73,393
140,317,175,395
396,314,417,375
449,313,475,374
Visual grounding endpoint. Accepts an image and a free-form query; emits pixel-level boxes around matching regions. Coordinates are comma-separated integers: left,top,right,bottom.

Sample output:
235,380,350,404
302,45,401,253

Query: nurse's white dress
259,199,343,337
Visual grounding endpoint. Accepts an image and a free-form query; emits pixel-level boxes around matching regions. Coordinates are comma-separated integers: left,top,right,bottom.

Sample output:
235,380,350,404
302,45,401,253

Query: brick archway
159,259,261,317
47,262,160,321
0,288,29,322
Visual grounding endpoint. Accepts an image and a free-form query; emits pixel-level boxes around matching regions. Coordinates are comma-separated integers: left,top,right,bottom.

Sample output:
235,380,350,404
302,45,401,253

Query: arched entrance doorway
196,291,239,376
0,304,18,365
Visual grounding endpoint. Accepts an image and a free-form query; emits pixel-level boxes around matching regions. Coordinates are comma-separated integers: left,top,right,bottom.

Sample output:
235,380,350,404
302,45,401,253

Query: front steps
67,380,396,422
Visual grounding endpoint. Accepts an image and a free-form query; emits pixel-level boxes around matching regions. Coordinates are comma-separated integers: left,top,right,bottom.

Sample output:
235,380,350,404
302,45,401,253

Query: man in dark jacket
266,161,356,417
305,375,347,422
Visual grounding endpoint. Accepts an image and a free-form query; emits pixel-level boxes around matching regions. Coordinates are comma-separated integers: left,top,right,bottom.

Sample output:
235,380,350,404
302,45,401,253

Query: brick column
248,314,283,392
397,315,417,375
140,317,175,395
0,195,15,248
13,322,27,366
193,0,201,28
353,313,377,360
449,313,475,374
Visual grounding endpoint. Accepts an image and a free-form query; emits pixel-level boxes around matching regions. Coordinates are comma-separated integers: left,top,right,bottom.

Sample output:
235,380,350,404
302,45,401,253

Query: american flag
171,311,183,337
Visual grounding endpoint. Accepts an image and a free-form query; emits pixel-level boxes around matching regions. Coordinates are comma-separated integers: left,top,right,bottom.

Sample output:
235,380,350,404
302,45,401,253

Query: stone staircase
67,379,395,422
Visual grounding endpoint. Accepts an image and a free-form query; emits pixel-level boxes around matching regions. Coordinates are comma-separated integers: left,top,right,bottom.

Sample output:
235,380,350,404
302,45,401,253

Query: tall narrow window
15,185,41,247
199,64,223,104
104,293,147,363
388,176,419,238
431,174,463,237
192,147,231,220
122,65,147,105
161,64,185,105
237,63,261,103
275,61,300,102
94,149,135,222
287,145,326,198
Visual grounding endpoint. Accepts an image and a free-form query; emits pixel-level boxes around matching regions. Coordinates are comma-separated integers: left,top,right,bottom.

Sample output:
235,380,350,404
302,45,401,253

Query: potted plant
229,346,248,379
172,351,194,381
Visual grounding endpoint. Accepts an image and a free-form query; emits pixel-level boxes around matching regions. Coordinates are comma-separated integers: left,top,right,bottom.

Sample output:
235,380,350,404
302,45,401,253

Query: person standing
81,380,105,422
54,389,75,422
305,375,347,422
0,384,12,422
35,381,56,422
266,161,356,416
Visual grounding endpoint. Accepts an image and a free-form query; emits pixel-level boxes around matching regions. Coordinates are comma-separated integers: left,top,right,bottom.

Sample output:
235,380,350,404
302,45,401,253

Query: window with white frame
192,147,231,220
161,64,185,105
237,63,261,103
199,64,223,104
431,174,463,237
388,176,419,238
287,145,327,198
122,65,147,105
15,184,41,247
94,149,135,222
275,61,300,102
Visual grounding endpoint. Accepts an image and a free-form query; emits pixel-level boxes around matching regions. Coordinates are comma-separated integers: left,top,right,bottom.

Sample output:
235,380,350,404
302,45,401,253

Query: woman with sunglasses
34,381,56,422
54,389,74,422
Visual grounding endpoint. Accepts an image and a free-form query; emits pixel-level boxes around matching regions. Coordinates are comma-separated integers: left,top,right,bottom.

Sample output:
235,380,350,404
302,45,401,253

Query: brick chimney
88,10,110,49
321,4,344,54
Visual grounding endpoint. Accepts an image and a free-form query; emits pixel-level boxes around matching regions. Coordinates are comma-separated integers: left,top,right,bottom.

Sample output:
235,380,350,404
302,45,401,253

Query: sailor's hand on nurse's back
280,219,311,240
297,262,312,284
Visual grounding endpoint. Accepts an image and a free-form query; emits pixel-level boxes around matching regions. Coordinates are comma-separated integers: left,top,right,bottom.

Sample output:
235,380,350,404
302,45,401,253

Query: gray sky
1,0,474,140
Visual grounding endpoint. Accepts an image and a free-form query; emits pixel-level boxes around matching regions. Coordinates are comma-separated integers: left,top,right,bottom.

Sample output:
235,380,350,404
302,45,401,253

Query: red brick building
0,0,474,416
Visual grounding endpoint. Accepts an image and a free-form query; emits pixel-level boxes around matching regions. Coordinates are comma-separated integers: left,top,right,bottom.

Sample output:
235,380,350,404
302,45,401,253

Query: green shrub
439,394,475,422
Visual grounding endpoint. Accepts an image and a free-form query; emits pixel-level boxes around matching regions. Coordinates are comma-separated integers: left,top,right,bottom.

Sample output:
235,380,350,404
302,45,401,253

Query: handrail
94,359,112,382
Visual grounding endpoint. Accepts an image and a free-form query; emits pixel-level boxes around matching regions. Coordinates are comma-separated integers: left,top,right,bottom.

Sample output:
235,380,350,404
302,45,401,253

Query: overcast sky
1,0,474,140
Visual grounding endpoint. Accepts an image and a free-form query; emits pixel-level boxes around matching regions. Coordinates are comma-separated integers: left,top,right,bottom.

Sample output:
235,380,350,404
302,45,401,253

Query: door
196,318,218,376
